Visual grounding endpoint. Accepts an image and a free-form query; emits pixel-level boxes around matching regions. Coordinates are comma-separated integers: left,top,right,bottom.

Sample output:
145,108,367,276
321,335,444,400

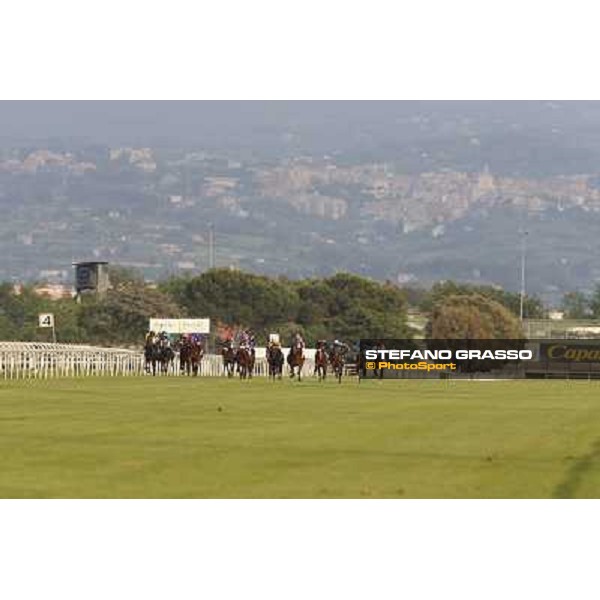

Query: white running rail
0,343,316,379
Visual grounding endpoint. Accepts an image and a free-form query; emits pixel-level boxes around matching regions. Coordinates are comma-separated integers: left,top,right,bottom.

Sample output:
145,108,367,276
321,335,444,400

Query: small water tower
73,261,110,300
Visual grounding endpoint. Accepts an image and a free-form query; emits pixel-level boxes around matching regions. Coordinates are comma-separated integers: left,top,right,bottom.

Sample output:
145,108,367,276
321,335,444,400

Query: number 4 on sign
39,314,54,328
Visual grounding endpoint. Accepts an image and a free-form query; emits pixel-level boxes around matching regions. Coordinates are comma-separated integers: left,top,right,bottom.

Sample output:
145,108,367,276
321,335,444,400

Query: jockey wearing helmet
287,331,305,364
239,328,251,350
330,339,349,358
293,331,305,349
247,329,256,354
314,339,327,375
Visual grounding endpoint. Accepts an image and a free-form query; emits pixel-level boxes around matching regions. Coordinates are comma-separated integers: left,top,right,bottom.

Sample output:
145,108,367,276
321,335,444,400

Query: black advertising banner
357,339,600,379
538,342,600,363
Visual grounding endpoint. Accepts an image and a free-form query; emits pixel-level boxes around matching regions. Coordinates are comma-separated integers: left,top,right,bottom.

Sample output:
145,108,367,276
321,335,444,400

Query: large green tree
163,270,411,345
79,282,185,346
428,294,524,339
295,273,410,342
163,269,300,340
0,284,83,343
420,281,545,319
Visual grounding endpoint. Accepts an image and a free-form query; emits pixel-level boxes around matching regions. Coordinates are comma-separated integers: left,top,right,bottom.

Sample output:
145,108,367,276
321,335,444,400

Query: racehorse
266,345,284,380
236,347,254,380
329,349,345,384
189,341,204,376
287,343,305,381
221,345,236,378
179,339,192,375
144,338,160,376
180,339,204,376
314,346,328,381
157,338,175,375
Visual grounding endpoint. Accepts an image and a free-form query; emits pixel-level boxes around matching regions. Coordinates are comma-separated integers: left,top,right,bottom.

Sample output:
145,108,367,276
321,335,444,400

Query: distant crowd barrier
0,343,316,379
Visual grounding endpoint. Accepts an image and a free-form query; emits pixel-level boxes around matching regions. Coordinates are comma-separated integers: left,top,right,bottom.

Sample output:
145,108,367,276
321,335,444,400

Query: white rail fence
0,343,316,379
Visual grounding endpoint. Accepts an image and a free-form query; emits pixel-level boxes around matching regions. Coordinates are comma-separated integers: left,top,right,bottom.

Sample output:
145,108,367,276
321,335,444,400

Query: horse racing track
1,376,600,498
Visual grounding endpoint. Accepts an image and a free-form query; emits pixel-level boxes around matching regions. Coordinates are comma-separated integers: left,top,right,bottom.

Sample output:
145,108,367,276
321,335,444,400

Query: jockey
287,331,305,364
247,329,256,354
314,339,327,375
239,329,249,349
292,331,305,350
331,339,349,357
237,328,255,354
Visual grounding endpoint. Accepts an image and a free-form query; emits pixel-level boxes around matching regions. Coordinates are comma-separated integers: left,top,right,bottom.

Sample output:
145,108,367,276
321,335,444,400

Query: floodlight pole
519,230,528,321
208,222,215,270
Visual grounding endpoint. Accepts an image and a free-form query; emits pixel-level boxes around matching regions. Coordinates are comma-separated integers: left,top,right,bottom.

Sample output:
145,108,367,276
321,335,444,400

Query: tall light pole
519,229,528,321
208,222,215,270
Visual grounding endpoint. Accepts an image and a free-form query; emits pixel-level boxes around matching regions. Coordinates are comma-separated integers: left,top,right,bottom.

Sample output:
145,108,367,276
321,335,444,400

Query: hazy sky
2,101,600,175
1,101,598,143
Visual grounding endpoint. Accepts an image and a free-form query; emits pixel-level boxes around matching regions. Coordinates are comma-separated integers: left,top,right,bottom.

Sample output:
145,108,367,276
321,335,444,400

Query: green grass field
1,376,600,498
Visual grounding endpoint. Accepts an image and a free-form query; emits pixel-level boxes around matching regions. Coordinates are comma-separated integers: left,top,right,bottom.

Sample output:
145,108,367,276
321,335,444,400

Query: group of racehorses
221,342,299,380
144,334,203,376
314,344,347,383
144,335,352,382
224,342,347,382
221,343,255,380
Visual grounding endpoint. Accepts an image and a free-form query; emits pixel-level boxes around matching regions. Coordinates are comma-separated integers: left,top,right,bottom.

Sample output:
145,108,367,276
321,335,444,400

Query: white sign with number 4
39,313,55,328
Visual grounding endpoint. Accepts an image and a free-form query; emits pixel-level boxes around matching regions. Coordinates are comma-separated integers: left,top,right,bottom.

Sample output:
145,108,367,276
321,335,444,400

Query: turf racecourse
1,376,600,498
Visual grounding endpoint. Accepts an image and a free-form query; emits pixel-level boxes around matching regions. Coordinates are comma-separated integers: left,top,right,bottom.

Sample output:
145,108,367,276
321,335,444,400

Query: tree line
0,267,574,347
